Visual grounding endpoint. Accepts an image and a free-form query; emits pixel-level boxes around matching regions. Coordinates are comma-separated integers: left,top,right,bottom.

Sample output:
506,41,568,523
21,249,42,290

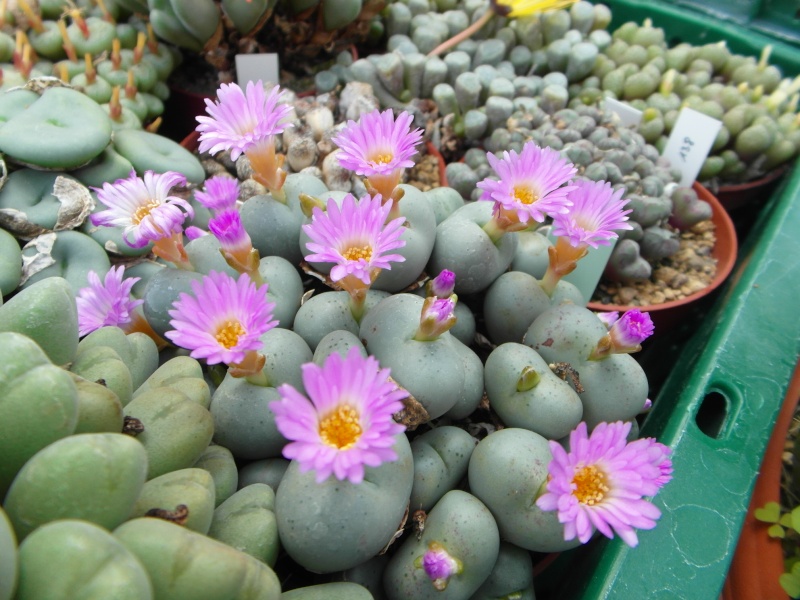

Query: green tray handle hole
695,390,729,439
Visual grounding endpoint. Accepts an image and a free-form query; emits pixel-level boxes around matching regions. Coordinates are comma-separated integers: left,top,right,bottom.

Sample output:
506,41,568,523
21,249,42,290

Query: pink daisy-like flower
416,541,463,591
477,142,577,226
332,108,422,177
331,108,423,206
536,421,672,548
303,194,406,287
196,81,293,161
270,347,408,484
165,271,277,366
91,170,192,249
194,176,240,213
76,266,143,336
551,179,633,249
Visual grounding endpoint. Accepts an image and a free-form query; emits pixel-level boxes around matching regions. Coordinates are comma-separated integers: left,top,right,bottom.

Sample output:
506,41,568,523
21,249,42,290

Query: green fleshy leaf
791,506,800,533
768,523,786,538
779,572,800,598
755,501,781,523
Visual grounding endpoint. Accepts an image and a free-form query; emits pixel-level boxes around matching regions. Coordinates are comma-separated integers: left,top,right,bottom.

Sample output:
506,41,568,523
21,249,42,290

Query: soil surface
591,220,718,306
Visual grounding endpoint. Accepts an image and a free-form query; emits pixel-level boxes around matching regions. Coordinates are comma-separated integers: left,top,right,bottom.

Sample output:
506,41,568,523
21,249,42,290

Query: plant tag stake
661,107,722,187
603,98,643,128
546,230,618,305
235,53,280,87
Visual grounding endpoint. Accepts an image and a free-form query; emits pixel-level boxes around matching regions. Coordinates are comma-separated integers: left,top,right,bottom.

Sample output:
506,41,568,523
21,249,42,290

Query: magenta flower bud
536,421,672,548
194,176,239,213
428,269,456,298
414,295,457,341
209,209,252,255
416,542,462,591
609,309,655,350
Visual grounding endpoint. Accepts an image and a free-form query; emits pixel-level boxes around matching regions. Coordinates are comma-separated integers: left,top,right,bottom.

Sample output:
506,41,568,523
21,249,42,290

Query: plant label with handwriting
661,108,722,187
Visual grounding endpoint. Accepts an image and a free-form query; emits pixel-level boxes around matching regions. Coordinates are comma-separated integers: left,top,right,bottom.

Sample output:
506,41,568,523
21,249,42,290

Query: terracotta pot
587,182,738,332
715,164,792,213
721,359,800,600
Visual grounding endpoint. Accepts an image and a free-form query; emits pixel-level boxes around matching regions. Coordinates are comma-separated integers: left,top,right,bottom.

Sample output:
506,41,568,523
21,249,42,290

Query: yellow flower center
319,404,362,450
572,464,609,506
132,200,160,224
215,320,245,349
370,152,394,165
513,186,538,205
341,245,373,262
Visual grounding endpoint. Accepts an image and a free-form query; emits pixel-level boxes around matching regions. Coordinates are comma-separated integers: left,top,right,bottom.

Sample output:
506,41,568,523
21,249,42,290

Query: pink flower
208,208,253,258
595,311,620,329
194,176,240,213
415,296,457,341
428,269,455,298
76,266,142,336
165,271,277,366
551,179,633,249
332,108,423,178
477,142,577,225
609,309,654,351
536,421,672,548
303,194,406,287
416,541,462,591
270,347,408,484
196,81,293,161
91,170,193,248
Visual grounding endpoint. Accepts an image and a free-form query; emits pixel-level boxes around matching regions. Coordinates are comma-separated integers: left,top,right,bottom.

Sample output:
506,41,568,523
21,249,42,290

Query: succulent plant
583,18,800,184
147,0,386,84
0,1,178,126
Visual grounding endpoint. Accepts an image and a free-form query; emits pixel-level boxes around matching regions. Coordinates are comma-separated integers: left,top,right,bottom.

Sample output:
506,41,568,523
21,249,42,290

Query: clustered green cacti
323,0,797,189
580,19,800,184
444,101,711,283
147,0,386,81
0,0,180,129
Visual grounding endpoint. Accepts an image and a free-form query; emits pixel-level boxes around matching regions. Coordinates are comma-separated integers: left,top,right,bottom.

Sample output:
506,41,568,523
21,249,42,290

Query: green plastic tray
604,0,800,75
536,146,800,600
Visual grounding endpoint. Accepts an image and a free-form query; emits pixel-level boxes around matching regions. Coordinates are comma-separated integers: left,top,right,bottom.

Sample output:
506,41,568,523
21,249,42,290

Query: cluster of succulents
318,0,796,189
577,19,800,184
144,0,386,82
315,0,610,111
0,76,675,599
0,0,180,128
444,101,712,282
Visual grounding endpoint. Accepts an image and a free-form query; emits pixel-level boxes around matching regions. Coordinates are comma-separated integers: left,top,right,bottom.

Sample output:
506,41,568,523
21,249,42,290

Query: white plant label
661,107,722,186
603,98,643,128
235,53,280,88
